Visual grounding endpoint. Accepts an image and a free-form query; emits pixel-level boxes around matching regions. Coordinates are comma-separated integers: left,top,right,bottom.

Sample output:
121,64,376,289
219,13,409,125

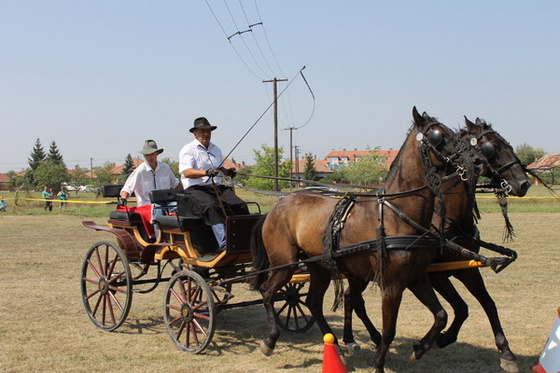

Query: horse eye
481,142,495,159
428,130,443,147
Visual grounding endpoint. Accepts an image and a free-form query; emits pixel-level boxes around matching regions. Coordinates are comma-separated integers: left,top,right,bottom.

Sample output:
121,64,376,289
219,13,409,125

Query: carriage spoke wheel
273,282,315,333
163,270,216,353
81,241,133,331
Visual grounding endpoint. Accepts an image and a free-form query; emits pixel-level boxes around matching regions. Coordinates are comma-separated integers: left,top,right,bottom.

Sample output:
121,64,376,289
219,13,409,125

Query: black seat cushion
109,210,142,223
149,189,180,204
102,185,124,198
155,215,205,230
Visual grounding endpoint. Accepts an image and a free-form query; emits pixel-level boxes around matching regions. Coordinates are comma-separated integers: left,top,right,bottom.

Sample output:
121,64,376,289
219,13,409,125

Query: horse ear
412,106,422,125
464,116,476,131
475,118,485,127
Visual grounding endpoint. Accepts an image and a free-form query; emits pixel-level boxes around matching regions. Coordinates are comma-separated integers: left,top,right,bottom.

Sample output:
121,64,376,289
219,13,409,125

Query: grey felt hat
139,139,163,155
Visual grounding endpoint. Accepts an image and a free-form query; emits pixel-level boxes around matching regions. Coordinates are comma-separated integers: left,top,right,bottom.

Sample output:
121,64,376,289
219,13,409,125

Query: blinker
481,141,496,159
428,130,443,147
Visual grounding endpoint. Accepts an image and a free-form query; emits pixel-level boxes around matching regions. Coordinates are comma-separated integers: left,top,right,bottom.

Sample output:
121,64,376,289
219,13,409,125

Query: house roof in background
528,154,560,169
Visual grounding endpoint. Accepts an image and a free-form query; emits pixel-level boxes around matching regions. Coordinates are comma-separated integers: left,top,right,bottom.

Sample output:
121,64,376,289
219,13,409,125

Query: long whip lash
219,66,307,168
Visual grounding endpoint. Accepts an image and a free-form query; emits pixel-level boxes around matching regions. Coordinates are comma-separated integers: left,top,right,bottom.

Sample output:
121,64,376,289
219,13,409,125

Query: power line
204,0,262,79
253,0,286,77
223,0,269,78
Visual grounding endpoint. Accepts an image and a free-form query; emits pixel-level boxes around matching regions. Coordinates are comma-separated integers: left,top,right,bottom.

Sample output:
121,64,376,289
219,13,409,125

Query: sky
1,1,559,173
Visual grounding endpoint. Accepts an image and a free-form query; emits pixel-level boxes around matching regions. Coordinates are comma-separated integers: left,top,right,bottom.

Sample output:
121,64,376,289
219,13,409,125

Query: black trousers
183,185,249,225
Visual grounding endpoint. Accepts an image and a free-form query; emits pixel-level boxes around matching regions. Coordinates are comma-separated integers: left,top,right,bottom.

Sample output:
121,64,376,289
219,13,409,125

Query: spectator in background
57,188,68,209
0,196,7,212
42,187,53,211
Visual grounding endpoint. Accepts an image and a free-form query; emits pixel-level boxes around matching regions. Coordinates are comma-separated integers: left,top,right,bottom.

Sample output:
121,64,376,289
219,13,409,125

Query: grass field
1,208,559,372
1,185,559,372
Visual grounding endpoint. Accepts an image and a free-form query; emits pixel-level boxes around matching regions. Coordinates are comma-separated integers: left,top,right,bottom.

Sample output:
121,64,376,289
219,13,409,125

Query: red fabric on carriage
116,204,154,237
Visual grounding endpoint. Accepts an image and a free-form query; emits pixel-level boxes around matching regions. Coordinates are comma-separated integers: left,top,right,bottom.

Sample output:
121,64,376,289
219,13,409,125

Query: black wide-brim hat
190,117,217,133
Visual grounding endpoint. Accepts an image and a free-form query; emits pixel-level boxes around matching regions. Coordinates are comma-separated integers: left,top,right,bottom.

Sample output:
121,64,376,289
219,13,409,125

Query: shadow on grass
117,316,165,335
341,336,541,372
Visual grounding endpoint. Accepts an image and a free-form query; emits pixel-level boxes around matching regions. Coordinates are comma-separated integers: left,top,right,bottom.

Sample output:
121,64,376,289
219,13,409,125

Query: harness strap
322,195,356,310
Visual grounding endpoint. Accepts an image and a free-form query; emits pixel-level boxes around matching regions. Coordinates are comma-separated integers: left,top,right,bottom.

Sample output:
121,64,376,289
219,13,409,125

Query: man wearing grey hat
179,117,249,251
120,139,180,207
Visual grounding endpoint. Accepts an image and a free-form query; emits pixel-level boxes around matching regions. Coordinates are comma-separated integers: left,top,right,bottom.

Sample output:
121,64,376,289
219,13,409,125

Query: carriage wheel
81,241,133,331
163,270,216,353
273,282,315,333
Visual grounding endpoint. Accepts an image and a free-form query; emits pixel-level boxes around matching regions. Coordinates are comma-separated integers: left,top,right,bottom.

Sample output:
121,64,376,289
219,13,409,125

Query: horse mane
384,124,414,185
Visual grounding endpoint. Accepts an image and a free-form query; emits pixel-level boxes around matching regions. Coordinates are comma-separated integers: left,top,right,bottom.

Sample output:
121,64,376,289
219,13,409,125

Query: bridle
469,128,523,195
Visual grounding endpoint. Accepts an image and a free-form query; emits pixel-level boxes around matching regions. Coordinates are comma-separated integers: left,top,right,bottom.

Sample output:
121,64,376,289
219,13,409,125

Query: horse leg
429,272,469,348
373,288,404,373
454,269,519,373
259,267,295,356
407,274,448,362
343,277,381,353
305,264,337,339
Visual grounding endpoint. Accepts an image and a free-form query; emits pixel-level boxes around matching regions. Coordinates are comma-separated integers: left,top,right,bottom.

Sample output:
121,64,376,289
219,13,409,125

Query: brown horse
342,117,531,373
251,107,481,373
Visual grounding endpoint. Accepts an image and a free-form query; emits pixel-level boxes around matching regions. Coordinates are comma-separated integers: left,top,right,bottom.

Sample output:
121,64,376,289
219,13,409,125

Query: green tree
324,148,387,186
6,171,28,191
245,145,291,191
33,161,70,191
117,154,136,184
69,166,89,194
161,157,180,180
515,143,545,166
47,141,65,167
91,162,116,196
235,163,252,186
302,153,316,181
28,138,46,170
122,154,135,177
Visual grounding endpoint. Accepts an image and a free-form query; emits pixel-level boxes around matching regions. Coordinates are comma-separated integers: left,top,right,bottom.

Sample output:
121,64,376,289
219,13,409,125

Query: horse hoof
345,342,361,355
409,350,419,364
260,340,274,356
500,358,519,373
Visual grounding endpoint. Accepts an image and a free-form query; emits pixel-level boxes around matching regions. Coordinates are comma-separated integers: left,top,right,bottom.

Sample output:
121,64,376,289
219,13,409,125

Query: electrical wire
220,66,307,166
204,0,262,79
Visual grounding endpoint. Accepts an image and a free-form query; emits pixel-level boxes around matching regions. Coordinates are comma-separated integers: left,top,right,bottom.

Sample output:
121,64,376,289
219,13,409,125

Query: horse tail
250,213,270,290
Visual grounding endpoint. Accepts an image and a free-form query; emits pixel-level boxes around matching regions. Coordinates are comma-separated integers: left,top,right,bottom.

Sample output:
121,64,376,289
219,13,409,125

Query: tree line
4,139,550,193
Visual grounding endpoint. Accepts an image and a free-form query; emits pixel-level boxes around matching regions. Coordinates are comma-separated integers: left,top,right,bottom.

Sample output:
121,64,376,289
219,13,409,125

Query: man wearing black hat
179,117,249,251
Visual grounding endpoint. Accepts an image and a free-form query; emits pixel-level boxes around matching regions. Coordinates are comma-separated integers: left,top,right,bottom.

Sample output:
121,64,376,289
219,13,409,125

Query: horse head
411,107,480,189
464,116,531,197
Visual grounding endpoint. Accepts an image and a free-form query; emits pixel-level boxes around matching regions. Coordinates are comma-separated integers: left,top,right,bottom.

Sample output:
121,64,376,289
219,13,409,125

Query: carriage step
197,251,224,262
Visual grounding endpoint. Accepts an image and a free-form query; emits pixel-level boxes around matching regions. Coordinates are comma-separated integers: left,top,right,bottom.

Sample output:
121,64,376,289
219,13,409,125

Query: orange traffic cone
533,307,560,373
322,333,348,373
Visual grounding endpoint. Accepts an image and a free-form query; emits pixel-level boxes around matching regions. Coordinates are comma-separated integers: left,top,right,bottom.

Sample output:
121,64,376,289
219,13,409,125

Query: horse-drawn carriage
81,185,313,354
81,107,532,372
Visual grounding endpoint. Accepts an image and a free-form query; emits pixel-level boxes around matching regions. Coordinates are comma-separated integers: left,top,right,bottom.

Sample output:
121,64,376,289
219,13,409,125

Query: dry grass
0,212,558,372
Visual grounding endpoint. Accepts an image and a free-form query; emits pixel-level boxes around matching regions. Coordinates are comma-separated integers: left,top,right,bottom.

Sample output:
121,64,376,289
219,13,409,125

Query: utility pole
294,145,300,185
283,126,298,181
263,77,287,191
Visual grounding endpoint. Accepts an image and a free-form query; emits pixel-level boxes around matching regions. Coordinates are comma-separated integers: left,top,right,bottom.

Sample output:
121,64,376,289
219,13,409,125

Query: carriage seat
154,215,206,230
149,189,180,205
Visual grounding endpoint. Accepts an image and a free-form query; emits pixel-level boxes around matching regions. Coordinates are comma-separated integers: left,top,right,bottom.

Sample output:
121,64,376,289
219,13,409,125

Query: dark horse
341,116,531,373
251,107,482,373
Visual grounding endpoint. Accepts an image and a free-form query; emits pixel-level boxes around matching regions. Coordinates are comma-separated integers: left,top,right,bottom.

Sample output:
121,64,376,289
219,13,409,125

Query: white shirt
179,139,223,188
121,160,179,206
